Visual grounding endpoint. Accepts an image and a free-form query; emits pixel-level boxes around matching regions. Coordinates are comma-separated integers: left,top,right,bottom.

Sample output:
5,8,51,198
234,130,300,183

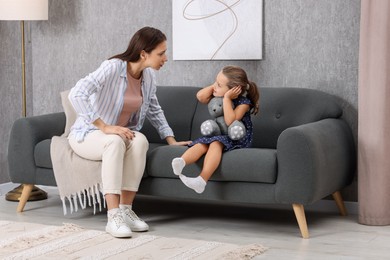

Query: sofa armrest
8,112,66,184
275,118,356,205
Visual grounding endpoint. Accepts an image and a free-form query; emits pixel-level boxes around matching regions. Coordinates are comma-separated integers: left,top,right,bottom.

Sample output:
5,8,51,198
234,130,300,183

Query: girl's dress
188,96,253,152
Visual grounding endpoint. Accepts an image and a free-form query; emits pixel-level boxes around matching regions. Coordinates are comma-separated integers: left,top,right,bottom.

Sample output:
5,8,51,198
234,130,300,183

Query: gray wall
0,0,360,200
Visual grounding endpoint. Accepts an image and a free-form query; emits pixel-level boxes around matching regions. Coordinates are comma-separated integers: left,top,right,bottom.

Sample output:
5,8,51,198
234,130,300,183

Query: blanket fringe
60,183,105,215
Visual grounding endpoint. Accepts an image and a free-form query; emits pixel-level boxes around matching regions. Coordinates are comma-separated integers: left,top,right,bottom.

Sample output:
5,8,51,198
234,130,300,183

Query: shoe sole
130,226,149,232
105,227,132,238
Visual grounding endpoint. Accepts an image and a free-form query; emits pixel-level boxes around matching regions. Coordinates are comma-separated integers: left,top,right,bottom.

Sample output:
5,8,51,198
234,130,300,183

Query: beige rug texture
0,220,267,259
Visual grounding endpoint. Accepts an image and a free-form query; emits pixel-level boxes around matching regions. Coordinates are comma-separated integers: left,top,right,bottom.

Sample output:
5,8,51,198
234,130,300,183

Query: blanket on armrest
50,136,104,215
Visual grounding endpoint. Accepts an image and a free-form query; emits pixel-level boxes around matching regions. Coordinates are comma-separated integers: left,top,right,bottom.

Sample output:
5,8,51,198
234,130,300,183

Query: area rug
0,220,267,259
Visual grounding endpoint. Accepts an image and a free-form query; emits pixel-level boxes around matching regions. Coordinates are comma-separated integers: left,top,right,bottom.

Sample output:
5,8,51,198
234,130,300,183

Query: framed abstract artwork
172,0,263,60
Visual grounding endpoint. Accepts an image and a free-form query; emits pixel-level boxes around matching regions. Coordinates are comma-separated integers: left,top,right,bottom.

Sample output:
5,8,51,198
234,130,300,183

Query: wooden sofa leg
332,191,348,216
292,203,309,239
16,184,34,213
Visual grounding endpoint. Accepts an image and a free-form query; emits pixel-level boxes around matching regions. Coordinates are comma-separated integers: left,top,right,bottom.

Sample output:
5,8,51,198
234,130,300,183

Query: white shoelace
123,208,143,221
111,212,126,227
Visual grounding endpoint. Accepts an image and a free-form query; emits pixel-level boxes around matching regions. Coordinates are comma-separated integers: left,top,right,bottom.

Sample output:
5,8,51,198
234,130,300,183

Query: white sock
107,208,120,219
119,204,132,210
172,157,186,176
179,175,206,194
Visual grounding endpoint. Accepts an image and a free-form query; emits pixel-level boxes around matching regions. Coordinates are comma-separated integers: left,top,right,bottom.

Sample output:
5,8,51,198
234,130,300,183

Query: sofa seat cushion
146,145,277,184
35,139,52,168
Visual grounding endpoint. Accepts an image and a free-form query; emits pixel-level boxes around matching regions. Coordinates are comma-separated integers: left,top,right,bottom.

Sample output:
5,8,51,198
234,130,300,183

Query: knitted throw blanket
50,136,105,215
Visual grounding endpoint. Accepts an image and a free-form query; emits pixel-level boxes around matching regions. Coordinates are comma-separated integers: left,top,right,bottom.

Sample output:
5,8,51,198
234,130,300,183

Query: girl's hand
224,86,241,100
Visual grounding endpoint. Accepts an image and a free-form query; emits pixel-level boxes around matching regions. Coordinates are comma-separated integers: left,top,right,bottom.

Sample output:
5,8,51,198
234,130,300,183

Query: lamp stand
5,21,47,203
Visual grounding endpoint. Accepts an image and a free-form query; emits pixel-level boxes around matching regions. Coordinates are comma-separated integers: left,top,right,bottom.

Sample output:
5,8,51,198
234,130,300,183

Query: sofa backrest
141,86,200,144
142,86,343,149
251,87,342,148
191,87,343,149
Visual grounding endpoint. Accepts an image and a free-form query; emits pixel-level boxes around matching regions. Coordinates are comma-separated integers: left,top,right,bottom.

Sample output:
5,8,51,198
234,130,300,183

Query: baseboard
0,182,358,215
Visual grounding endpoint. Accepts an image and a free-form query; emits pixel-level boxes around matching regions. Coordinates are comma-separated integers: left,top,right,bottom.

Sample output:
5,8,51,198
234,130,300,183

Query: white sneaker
106,210,132,238
121,206,149,232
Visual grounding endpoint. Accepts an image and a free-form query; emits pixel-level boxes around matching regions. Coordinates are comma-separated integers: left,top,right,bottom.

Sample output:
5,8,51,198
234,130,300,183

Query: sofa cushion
34,139,52,168
146,145,277,184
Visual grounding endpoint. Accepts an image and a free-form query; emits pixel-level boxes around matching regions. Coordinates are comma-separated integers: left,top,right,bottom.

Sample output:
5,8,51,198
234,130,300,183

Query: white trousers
69,130,149,195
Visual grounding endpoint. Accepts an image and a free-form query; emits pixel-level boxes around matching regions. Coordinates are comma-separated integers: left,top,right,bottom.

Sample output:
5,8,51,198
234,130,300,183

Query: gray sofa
8,86,356,238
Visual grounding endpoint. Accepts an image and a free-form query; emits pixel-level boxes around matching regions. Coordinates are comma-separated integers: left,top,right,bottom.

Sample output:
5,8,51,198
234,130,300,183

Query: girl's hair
109,27,166,62
222,66,260,115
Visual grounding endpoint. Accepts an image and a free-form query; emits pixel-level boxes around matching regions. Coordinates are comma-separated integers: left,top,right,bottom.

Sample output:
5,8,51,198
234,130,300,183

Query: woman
68,27,190,238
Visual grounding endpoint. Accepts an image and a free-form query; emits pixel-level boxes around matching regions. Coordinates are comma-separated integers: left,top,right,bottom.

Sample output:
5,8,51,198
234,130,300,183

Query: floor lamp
0,0,48,202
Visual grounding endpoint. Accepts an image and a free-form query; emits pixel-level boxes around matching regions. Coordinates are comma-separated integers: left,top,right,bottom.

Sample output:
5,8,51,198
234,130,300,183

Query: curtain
358,0,390,225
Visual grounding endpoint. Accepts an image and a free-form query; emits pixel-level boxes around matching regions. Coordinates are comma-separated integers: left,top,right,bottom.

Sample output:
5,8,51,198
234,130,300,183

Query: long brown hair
109,27,166,62
222,66,260,115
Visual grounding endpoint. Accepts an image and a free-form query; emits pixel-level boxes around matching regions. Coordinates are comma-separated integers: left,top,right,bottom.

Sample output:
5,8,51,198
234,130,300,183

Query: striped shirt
68,58,174,142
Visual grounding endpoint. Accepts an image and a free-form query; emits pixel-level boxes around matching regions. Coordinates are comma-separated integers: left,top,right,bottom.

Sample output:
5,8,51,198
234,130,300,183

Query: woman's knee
130,132,149,151
106,134,127,151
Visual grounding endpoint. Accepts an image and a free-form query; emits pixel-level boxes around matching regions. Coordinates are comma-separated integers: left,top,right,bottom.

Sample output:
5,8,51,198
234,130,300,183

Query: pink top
116,73,142,127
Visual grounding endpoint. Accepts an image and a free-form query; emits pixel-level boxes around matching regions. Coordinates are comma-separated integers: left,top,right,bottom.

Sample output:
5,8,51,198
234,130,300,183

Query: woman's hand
93,118,135,141
166,136,192,146
224,86,241,100
102,125,136,140
170,140,192,146
92,118,134,146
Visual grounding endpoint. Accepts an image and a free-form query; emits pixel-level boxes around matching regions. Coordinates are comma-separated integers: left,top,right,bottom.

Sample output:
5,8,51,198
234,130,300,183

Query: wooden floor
0,185,389,259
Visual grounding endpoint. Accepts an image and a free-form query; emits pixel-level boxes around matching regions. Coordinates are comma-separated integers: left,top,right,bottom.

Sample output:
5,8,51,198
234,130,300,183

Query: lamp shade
0,0,48,20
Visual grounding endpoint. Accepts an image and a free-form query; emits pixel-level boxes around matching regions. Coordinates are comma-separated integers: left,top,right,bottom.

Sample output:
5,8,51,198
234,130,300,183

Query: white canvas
172,0,263,60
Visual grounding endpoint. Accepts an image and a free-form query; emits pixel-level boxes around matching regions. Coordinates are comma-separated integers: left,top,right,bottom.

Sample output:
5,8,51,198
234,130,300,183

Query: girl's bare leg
172,143,208,176
178,141,224,194
182,143,208,164
199,141,224,181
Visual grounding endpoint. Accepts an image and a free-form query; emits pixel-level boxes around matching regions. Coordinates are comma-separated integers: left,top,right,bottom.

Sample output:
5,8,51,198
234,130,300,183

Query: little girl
171,65,260,193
